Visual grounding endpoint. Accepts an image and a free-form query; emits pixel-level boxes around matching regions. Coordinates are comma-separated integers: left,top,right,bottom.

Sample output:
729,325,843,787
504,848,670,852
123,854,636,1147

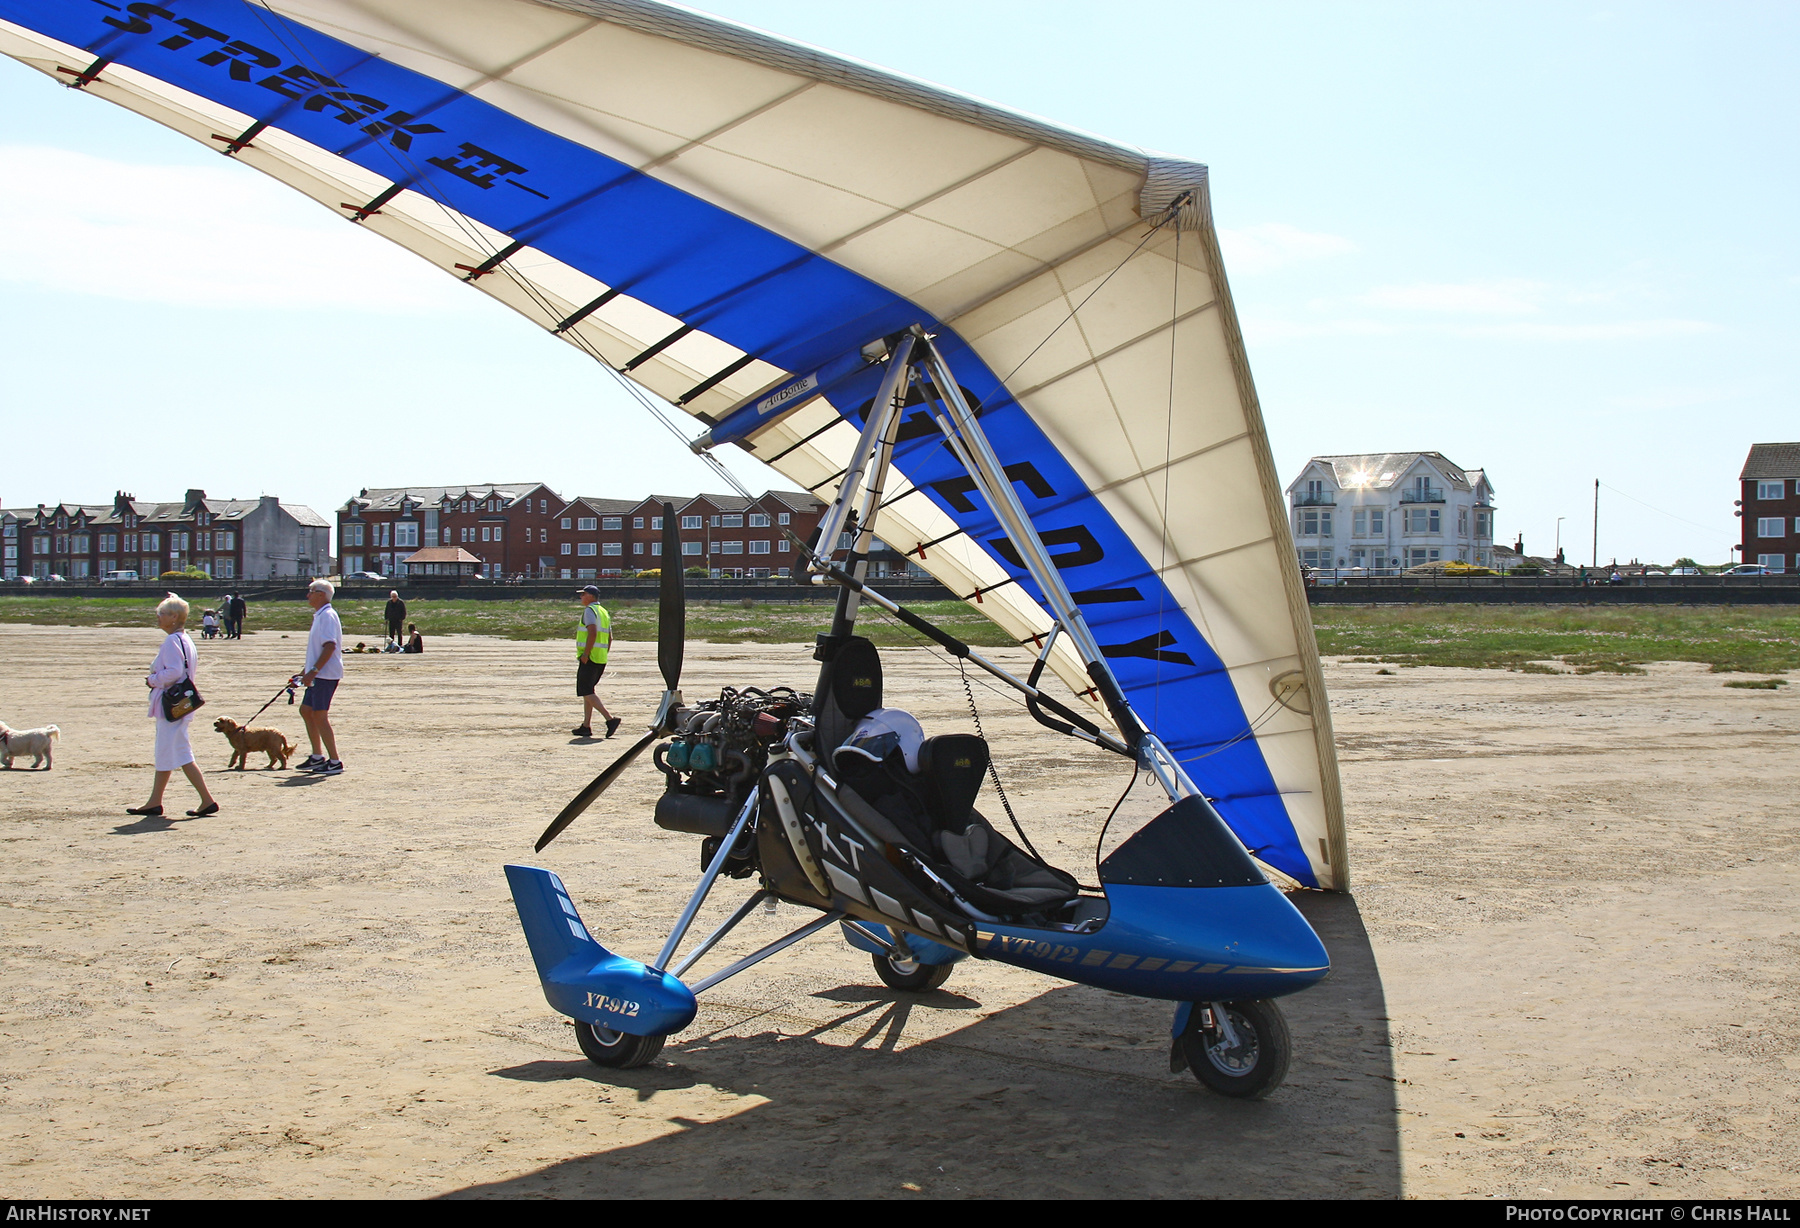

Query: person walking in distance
572,584,620,740
297,578,345,775
384,589,406,648
228,591,247,639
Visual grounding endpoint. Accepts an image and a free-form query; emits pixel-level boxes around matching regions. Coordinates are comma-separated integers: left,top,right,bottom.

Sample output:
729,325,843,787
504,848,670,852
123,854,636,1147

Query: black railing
1397,487,1445,504
1292,493,1336,507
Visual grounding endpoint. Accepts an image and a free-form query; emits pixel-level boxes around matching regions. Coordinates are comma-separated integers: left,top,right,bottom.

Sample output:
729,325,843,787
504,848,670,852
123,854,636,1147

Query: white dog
0,722,59,770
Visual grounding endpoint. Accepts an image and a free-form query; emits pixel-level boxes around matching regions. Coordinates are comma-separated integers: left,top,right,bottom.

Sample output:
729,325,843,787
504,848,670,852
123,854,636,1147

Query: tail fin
505,863,607,973
503,864,697,1036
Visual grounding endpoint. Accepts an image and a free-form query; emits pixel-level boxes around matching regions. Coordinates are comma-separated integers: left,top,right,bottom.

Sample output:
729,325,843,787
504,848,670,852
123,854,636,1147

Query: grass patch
1723,678,1789,690
1312,605,1800,675
0,595,1018,649
7,598,1799,669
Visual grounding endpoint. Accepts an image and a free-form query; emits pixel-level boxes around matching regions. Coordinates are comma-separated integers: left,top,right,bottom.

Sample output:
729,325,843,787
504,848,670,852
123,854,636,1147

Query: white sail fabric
0,0,1347,887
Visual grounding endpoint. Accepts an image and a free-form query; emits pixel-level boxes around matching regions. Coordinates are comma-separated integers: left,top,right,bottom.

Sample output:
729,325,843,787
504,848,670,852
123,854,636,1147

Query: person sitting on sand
403,623,424,654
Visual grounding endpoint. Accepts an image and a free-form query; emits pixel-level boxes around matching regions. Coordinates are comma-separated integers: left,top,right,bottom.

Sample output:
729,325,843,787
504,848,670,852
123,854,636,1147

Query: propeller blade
534,729,658,852
658,500,685,692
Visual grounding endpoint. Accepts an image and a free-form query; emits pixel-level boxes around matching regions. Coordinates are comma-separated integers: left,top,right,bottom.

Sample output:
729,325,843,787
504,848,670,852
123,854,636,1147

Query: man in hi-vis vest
572,584,620,740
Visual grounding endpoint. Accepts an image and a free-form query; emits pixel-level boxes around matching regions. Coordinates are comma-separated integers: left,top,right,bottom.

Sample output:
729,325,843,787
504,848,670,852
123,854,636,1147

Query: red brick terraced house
548,497,642,578
545,492,830,579
337,483,559,579
1740,442,1800,573
335,483,841,581
4,490,329,581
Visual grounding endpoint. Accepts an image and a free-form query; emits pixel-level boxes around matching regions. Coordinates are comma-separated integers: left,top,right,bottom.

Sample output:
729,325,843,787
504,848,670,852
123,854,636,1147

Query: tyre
575,1020,665,1068
872,951,953,991
1182,999,1291,1100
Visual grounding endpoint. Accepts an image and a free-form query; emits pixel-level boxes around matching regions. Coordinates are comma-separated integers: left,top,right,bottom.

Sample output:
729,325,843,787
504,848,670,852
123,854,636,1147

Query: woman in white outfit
126,593,219,819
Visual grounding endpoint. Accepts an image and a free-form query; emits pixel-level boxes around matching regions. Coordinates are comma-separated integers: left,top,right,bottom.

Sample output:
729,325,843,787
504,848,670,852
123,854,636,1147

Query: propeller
536,503,686,852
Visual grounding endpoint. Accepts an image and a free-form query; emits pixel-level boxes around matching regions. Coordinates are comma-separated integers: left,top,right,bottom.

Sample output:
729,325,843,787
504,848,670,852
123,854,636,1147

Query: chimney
1514,535,1524,555
184,488,206,514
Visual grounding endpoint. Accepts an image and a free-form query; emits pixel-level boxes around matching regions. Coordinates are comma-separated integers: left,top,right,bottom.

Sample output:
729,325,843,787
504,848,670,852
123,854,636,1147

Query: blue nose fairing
976,882,1329,1001
505,864,697,1037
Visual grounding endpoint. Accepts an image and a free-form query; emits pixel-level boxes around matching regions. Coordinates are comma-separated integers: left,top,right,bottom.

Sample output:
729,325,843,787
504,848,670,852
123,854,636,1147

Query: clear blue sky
2,1,1795,564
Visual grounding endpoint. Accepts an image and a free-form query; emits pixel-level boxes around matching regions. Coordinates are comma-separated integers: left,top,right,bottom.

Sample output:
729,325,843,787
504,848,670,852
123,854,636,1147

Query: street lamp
1555,517,1565,555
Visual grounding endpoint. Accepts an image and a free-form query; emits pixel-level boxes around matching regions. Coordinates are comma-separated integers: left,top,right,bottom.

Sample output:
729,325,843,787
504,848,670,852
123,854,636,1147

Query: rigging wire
248,3,769,509
955,656,1046,863
863,603,1027,712
1153,197,1186,731
1093,765,1143,888
1597,481,1735,547
995,205,1182,388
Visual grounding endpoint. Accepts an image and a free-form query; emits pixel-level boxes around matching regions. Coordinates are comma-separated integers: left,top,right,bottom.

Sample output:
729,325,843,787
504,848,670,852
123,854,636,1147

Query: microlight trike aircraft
0,0,1348,1098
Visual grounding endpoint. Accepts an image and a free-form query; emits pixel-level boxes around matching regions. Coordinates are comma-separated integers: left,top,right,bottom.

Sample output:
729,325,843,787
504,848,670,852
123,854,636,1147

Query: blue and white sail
0,0,1348,888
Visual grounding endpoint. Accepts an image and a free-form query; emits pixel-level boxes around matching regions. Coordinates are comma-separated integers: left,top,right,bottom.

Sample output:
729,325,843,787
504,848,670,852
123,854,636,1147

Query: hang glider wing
0,0,1348,888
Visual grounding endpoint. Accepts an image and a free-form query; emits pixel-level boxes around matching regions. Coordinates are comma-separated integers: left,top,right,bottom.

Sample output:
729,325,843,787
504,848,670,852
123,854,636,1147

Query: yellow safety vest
577,604,612,664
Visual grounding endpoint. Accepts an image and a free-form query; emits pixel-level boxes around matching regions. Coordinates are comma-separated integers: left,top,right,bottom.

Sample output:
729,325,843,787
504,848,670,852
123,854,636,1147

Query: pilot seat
815,636,1081,920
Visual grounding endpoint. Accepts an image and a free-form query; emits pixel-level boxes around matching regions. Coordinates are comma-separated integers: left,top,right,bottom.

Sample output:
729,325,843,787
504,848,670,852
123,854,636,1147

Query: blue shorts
302,677,340,712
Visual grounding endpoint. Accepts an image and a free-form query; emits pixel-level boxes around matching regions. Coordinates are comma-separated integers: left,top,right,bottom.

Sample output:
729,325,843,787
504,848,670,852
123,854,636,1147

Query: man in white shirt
297,578,346,775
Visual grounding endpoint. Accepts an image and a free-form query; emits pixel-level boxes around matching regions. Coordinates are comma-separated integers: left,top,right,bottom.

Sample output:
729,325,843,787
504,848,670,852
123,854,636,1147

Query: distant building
335,483,848,580
1285,453,1495,573
3,490,328,581
337,482,551,580
398,547,485,577
1739,442,1800,573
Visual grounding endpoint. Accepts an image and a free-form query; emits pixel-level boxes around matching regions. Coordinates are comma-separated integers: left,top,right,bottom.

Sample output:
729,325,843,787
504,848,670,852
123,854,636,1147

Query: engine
652,686,810,874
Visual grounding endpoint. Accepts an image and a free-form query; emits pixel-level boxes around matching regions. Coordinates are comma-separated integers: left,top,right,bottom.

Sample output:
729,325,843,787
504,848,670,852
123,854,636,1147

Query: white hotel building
1286,452,1496,574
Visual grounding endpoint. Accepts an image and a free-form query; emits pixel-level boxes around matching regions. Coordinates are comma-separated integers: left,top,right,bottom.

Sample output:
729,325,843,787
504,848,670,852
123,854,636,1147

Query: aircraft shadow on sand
448,893,1396,1200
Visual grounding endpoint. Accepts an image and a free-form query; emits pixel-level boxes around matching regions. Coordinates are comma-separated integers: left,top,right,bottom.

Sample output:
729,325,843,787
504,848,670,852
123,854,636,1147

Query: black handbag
161,635,205,721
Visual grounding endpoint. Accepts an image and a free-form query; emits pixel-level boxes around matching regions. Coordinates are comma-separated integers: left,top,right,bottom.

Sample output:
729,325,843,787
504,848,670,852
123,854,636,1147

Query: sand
1,622,1796,1199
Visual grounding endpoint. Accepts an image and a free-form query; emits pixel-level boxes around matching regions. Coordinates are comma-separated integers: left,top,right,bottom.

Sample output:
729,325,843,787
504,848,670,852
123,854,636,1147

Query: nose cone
1106,881,1331,1001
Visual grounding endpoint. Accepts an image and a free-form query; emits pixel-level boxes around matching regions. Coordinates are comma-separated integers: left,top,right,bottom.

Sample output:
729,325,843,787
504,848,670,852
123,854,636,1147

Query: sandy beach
1,621,1796,1199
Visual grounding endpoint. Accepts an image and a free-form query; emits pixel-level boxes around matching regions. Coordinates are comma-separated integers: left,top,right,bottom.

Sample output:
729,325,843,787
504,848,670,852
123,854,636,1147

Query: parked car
343,571,387,581
1669,567,1702,575
1721,564,1774,576
2,575,35,585
100,569,140,583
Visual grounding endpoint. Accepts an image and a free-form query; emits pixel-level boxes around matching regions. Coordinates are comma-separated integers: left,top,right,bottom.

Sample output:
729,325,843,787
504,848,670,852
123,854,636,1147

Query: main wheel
575,1021,665,1068
872,951,953,991
1182,999,1291,1100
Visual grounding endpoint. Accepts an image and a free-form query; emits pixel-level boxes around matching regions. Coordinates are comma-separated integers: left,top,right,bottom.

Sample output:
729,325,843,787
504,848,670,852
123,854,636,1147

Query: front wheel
575,1020,665,1068
872,951,953,991
1181,999,1291,1100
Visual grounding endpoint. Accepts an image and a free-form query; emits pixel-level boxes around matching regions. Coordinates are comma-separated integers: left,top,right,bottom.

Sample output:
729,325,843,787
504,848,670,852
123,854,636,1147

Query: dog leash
241,680,299,726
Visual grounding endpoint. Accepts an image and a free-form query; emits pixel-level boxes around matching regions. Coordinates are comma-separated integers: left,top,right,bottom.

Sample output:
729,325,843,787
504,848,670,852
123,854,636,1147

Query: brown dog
213,716,296,770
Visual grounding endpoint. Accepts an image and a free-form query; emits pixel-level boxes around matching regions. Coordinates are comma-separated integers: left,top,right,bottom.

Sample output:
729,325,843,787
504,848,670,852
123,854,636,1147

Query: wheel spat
535,503,686,852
